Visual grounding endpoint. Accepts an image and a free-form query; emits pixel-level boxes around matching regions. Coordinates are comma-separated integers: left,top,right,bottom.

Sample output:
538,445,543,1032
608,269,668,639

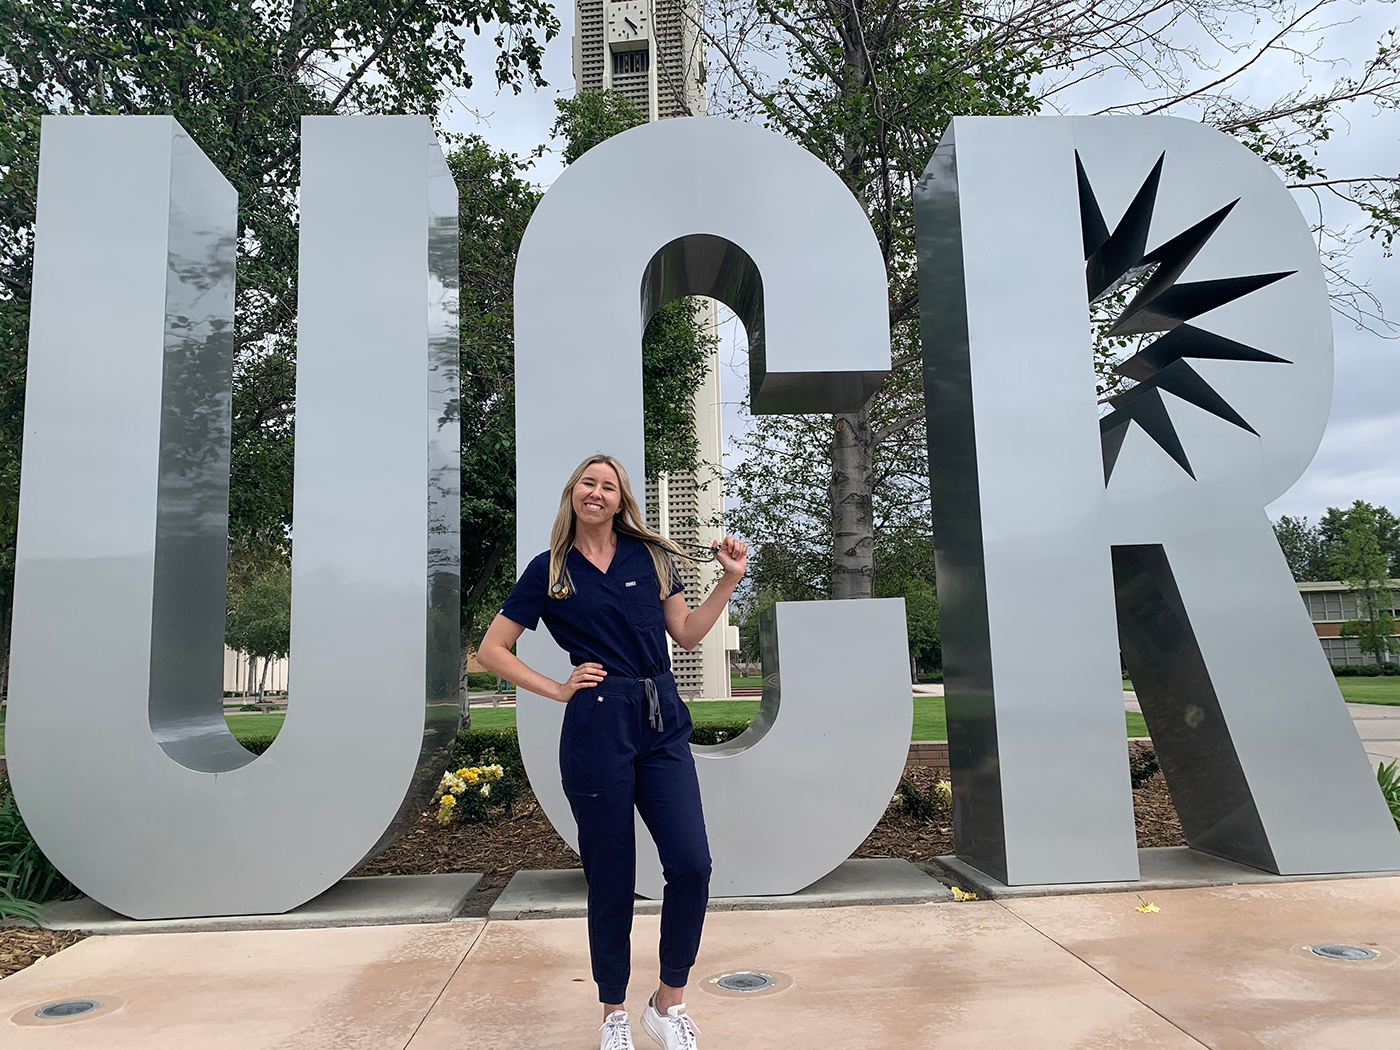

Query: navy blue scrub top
499,535,685,679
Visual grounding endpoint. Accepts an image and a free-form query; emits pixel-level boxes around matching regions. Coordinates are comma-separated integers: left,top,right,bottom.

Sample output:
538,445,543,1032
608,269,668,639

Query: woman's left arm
664,536,748,651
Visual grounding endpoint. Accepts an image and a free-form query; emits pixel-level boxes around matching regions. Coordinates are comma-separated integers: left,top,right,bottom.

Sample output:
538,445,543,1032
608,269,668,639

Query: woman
477,453,747,1050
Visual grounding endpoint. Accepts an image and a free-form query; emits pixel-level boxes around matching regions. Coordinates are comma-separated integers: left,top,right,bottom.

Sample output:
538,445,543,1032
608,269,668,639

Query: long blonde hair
549,454,685,600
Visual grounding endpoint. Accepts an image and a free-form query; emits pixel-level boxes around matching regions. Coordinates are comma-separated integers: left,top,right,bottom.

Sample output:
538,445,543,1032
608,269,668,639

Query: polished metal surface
916,116,1400,884
8,115,459,918
513,116,904,897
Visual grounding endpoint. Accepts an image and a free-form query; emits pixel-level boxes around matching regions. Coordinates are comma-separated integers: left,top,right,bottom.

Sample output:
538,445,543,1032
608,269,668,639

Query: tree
707,0,1041,600
703,0,1400,609
1335,522,1397,669
1274,514,1328,582
450,135,540,721
1319,501,1400,580
225,564,292,696
0,0,559,685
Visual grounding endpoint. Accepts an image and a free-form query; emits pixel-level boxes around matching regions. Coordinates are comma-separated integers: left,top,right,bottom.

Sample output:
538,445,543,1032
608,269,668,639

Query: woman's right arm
475,613,607,703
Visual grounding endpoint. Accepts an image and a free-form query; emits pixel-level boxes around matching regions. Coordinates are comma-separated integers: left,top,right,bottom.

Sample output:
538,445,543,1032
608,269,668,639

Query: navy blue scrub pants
560,670,711,1005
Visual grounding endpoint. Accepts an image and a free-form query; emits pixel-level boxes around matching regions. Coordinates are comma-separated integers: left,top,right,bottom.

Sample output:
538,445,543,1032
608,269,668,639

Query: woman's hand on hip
556,662,607,702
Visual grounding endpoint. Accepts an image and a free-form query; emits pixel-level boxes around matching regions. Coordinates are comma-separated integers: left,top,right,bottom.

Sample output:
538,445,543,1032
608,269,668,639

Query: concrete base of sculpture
5,874,481,934
488,858,950,920
933,847,1400,900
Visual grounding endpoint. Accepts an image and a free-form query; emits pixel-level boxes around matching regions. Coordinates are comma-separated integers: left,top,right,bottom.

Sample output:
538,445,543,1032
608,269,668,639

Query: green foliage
451,728,524,822
0,1,559,672
1323,502,1400,579
238,734,279,755
896,777,945,822
641,301,716,480
550,89,646,165
1274,503,1400,584
0,776,75,921
1334,663,1400,677
1377,760,1400,833
715,0,1042,601
1129,748,1161,789
1274,514,1330,582
450,136,540,650
454,727,523,769
1335,521,1398,668
225,563,291,661
687,720,755,745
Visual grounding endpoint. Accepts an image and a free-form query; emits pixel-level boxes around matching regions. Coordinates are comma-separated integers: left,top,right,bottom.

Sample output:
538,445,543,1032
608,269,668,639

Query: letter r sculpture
916,116,1400,886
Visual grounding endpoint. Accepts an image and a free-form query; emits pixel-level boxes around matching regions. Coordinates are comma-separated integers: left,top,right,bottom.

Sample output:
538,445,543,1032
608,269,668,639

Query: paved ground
1349,702,1400,768
2,877,1397,1048
1122,694,1400,770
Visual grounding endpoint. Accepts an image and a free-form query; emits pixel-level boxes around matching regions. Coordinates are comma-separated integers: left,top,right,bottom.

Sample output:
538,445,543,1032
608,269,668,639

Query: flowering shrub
431,765,505,824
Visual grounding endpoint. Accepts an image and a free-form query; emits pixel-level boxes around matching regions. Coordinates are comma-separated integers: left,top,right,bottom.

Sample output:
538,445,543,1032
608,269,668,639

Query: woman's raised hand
714,535,748,578
556,662,607,703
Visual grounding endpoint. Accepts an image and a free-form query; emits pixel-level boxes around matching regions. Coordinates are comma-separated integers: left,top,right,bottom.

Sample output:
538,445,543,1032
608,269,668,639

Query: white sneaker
600,1010,636,1050
641,999,701,1050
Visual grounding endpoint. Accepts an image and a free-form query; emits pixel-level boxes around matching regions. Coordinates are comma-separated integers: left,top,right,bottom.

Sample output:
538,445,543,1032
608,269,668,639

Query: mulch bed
353,762,1186,912
0,928,85,981
0,763,1183,981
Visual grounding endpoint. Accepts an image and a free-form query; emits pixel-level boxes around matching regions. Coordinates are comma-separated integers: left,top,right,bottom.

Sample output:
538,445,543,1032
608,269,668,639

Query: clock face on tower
606,0,649,44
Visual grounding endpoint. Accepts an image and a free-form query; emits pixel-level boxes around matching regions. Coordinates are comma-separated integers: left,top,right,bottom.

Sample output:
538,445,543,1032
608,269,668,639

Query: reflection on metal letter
8,115,460,918
916,116,1400,885
514,118,910,896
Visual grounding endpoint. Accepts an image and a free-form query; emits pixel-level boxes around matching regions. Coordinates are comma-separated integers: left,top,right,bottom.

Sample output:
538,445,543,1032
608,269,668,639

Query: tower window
613,49,650,75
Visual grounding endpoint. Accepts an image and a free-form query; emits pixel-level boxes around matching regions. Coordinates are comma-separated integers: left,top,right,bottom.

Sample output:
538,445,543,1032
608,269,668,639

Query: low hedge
1333,663,1400,677
232,721,759,780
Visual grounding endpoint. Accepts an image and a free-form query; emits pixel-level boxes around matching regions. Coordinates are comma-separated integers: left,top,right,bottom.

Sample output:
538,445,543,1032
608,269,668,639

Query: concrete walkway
3,876,1397,1048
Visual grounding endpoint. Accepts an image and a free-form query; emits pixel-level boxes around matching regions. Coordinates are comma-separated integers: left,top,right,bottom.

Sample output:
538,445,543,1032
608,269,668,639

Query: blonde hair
548,454,686,600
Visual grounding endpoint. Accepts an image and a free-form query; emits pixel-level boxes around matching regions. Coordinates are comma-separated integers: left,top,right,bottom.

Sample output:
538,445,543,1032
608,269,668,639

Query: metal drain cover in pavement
1310,945,1377,960
715,972,774,992
34,1000,100,1019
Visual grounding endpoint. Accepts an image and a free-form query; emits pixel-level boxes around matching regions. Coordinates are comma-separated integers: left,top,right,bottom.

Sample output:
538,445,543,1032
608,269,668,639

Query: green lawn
1335,677,1400,705
451,696,1150,742
730,675,762,690
0,695,1157,757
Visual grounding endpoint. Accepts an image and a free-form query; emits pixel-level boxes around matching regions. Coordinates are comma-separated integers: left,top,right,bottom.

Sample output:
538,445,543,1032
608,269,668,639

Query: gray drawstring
643,677,662,731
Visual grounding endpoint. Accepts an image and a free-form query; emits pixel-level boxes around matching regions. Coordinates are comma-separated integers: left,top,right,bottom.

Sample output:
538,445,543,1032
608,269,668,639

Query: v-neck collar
573,534,625,577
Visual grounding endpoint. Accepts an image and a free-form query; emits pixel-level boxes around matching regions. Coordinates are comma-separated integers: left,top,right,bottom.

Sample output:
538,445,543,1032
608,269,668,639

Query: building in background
1298,580,1400,666
573,0,706,121
573,0,732,697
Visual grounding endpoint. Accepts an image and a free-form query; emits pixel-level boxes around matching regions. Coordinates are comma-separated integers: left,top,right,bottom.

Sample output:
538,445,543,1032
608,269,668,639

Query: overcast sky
442,2,1400,526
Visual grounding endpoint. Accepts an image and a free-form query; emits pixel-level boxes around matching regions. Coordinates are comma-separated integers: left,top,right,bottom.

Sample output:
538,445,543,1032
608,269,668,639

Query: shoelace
600,1013,634,1050
660,1009,701,1050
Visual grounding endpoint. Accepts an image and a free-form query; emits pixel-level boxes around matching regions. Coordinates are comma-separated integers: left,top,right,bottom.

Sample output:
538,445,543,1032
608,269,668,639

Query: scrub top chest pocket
623,577,665,628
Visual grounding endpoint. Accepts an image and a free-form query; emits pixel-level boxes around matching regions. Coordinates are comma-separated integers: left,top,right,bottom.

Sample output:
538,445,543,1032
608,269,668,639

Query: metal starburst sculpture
1080,152,1295,483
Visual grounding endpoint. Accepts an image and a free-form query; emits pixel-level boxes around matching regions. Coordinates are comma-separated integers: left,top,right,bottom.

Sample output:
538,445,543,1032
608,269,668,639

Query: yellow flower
1135,900,1160,914
950,886,979,902
480,783,492,797
935,781,952,804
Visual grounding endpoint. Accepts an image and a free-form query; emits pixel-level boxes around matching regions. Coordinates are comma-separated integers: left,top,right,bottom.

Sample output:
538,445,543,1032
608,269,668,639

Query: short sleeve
499,552,550,630
668,559,686,598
